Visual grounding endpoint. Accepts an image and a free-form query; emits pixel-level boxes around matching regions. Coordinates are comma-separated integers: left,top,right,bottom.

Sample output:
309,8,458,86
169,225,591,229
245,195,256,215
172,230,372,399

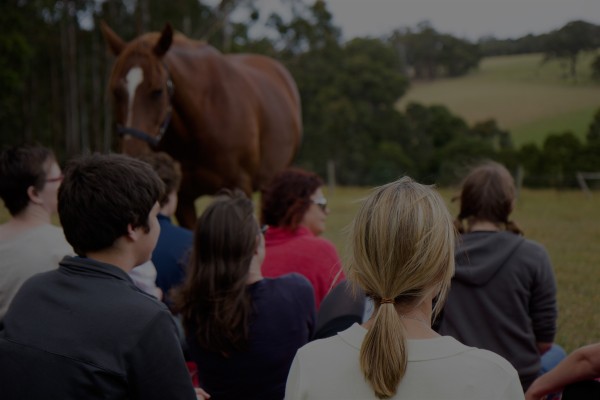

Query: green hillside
397,53,600,147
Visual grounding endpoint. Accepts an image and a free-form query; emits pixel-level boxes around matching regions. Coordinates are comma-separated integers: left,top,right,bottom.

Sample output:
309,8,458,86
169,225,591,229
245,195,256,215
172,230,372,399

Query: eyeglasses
311,197,328,212
260,225,269,234
45,175,64,183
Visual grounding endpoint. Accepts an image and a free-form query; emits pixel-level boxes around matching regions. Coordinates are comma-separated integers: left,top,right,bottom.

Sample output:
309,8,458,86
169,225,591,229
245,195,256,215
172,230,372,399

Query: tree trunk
61,1,80,158
91,28,102,152
570,53,578,80
136,0,150,34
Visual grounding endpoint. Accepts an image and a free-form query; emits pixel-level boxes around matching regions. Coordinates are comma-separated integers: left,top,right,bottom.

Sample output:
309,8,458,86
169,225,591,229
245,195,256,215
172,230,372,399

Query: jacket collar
59,255,134,284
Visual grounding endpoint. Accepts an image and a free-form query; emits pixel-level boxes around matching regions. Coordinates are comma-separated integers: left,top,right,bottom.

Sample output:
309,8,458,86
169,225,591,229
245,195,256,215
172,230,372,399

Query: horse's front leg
175,192,197,229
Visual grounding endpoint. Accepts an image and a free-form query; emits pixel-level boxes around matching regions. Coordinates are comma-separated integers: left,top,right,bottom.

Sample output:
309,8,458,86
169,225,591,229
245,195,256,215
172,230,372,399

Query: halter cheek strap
117,62,174,148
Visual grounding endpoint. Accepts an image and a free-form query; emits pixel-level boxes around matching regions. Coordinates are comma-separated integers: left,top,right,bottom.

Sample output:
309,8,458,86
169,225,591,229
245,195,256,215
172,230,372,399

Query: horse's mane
134,31,209,50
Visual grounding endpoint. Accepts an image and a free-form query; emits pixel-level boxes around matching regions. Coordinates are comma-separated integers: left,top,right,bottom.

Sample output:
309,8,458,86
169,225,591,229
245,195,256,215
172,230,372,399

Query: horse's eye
113,89,126,102
151,89,163,99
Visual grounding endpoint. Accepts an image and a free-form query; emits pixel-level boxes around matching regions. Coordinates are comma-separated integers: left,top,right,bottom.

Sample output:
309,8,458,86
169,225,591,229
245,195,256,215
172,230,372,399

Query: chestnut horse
101,23,302,228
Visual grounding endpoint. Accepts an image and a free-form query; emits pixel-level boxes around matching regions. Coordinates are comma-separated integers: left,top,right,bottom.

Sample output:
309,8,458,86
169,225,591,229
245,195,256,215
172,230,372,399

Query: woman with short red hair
260,168,343,308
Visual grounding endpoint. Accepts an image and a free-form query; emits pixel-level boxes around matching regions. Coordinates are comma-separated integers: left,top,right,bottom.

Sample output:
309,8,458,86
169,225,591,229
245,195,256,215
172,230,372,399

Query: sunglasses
312,197,328,212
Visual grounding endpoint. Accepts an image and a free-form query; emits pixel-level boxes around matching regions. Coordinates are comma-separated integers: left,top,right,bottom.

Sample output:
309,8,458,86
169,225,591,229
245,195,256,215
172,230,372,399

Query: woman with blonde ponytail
436,161,564,391
285,177,524,399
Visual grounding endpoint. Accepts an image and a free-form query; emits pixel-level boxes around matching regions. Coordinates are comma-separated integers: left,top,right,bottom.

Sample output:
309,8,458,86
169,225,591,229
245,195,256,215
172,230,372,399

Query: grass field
396,52,600,147
3,186,599,353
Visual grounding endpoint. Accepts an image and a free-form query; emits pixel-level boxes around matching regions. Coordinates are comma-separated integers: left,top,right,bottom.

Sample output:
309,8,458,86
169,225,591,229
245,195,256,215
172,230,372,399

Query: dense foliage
0,0,598,188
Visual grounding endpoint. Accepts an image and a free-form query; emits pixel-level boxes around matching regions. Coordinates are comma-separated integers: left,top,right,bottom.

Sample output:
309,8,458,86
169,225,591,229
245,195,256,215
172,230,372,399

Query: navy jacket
0,256,196,400
189,274,316,400
152,214,193,305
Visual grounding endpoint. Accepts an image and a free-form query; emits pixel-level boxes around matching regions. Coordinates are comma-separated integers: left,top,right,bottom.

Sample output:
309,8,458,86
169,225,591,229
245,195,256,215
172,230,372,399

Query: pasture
396,52,600,147
2,185,598,352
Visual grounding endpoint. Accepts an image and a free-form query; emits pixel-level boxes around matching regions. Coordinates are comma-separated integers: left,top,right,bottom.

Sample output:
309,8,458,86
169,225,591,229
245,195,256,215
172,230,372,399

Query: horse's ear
100,20,126,56
154,23,173,58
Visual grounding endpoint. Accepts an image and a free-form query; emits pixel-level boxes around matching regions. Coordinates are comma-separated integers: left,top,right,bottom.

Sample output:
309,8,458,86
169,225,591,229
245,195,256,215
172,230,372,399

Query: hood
453,231,524,286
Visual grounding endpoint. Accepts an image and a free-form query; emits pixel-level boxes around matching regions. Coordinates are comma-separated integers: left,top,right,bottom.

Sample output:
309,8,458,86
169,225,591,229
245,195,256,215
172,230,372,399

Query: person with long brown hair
436,161,562,391
174,190,315,400
285,177,523,399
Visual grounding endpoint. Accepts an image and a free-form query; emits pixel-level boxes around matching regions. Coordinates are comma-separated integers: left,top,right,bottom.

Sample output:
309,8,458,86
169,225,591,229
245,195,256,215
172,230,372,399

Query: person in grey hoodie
436,161,563,391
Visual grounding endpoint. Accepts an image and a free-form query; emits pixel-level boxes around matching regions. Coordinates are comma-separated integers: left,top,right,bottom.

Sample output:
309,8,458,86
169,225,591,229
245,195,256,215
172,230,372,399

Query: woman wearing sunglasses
260,168,343,309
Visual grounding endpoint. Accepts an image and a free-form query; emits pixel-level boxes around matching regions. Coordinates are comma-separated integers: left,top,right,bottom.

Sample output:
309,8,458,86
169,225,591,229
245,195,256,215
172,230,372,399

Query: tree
389,22,481,80
543,20,600,80
0,1,34,144
540,132,582,187
592,55,600,81
587,109,600,144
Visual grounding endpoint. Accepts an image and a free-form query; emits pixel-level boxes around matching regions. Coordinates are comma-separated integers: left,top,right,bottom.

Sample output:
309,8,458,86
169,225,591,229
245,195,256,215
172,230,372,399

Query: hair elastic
380,298,395,305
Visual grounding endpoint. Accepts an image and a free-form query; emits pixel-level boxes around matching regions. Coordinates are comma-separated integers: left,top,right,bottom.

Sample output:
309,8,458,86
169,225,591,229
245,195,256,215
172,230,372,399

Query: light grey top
286,323,524,399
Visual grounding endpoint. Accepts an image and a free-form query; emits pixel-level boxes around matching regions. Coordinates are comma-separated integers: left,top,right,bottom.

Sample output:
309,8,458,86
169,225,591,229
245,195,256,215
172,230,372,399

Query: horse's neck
167,44,231,93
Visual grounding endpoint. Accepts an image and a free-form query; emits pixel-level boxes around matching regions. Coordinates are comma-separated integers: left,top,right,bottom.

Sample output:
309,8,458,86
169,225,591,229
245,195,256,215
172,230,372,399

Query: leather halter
117,63,174,148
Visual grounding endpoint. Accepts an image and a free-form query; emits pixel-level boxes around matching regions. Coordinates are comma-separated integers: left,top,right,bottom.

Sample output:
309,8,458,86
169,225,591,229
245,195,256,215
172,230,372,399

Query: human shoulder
62,256,169,317
517,236,549,257
34,224,73,252
264,273,315,300
297,332,347,358
297,234,340,260
274,272,313,288
158,217,193,239
460,344,520,376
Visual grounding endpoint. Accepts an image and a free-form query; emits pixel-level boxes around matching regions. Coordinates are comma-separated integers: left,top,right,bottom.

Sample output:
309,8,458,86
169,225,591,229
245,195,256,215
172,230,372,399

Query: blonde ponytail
346,177,455,399
360,302,407,399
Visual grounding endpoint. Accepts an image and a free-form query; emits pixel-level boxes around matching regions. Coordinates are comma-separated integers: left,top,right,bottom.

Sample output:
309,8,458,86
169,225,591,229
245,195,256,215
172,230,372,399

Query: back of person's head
174,189,258,354
455,161,523,235
261,167,323,230
0,144,55,216
58,153,164,256
347,176,455,399
136,152,182,207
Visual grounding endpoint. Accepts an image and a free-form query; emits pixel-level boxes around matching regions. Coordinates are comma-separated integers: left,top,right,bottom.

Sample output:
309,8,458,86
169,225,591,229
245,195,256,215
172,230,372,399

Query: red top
262,226,344,309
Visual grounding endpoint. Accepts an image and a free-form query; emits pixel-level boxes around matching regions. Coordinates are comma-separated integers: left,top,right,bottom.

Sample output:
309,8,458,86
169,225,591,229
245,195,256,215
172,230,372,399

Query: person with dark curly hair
260,168,343,308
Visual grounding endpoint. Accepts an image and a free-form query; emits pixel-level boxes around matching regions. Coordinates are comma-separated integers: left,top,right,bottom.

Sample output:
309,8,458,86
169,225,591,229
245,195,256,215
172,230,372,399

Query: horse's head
101,22,174,156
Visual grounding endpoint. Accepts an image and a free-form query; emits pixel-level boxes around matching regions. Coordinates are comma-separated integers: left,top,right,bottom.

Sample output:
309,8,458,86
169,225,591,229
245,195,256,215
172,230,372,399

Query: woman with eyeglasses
260,168,344,309
173,190,315,400
0,144,72,320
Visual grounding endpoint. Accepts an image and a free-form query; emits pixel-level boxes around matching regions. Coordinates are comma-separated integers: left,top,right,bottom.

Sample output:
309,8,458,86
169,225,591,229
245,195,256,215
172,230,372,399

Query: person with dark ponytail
174,190,315,400
436,161,563,391
285,177,523,399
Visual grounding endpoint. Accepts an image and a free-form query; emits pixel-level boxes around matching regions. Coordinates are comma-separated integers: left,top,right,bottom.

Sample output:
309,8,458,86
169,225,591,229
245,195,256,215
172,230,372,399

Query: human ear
126,224,139,242
27,186,42,205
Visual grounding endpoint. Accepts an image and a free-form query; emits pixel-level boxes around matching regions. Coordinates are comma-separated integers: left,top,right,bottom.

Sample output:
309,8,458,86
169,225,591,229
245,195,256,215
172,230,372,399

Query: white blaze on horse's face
124,66,144,128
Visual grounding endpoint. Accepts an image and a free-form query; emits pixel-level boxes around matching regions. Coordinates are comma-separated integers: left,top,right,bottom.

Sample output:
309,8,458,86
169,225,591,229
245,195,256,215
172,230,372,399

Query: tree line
1,0,599,189
480,20,600,80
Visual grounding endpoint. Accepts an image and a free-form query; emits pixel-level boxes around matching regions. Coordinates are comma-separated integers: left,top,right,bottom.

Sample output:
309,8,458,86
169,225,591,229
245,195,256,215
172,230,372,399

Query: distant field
397,52,600,147
2,185,599,353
